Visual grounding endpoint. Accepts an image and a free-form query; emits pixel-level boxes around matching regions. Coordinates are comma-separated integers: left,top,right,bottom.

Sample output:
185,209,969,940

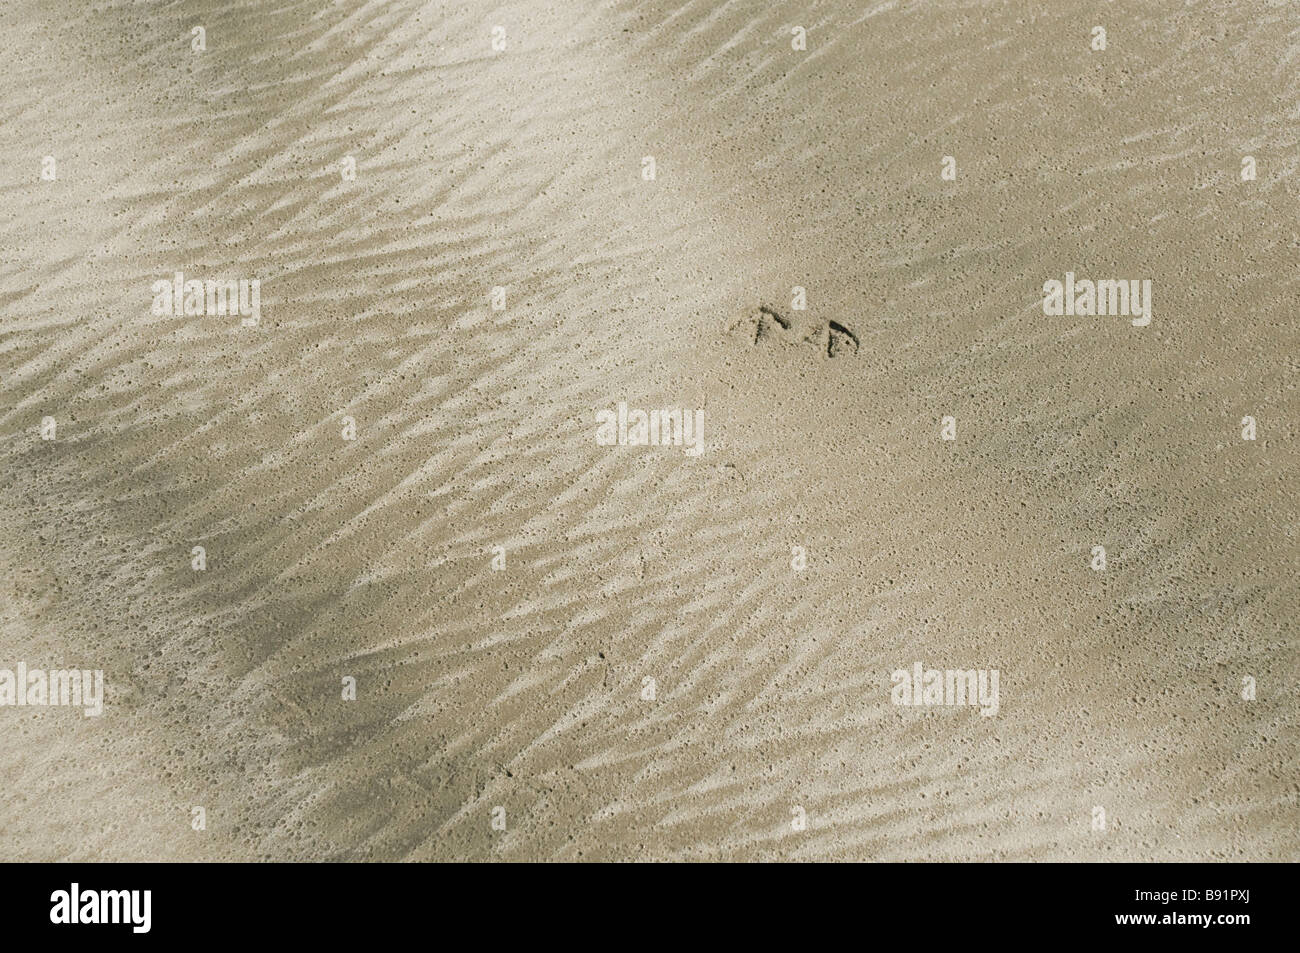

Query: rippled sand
1,0,1297,861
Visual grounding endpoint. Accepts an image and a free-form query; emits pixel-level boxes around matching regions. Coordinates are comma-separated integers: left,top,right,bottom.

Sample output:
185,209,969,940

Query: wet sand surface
1,0,1297,860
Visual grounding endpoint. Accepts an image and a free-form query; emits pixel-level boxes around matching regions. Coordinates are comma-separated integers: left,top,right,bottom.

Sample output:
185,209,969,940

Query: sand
1,0,1297,861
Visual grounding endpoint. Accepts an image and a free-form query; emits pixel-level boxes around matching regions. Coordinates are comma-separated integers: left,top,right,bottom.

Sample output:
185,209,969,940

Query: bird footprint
727,304,858,358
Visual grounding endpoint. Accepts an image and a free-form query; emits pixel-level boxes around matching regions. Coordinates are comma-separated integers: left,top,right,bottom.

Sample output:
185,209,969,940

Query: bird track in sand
728,304,859,358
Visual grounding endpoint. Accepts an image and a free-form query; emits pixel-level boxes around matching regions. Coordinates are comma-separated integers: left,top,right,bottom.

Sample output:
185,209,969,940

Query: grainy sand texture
1,0,1298,861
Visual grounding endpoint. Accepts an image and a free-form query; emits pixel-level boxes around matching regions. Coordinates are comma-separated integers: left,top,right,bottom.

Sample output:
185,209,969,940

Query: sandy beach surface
1,0,1297,861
